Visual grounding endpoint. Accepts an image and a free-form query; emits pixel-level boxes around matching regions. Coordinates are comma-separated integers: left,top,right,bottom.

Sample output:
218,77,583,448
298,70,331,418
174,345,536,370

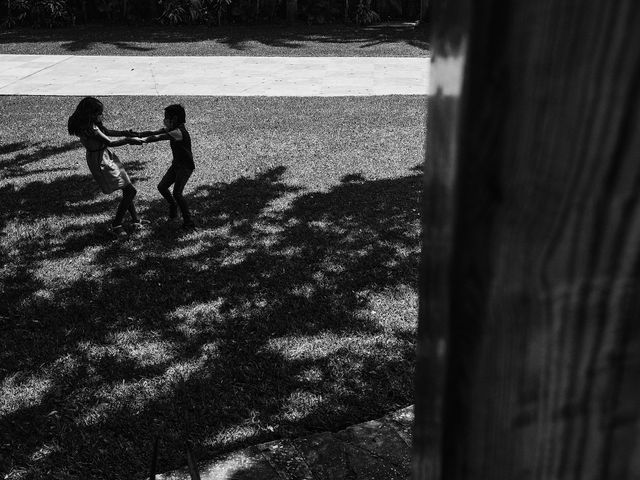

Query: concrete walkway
157,406,414,480
0,54,429,96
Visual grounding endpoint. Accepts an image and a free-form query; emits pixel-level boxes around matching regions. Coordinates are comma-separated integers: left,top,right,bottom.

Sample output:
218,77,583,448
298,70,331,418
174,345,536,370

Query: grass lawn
0,23,429,57
0,95,425,479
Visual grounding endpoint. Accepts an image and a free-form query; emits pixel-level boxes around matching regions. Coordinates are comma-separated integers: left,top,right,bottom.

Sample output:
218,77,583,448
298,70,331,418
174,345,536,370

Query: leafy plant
36,0,73,26
3,0,74,28
354,0,378,25
158,0,205,24
158,0,185,23
2,0,30,27
204,0,233,25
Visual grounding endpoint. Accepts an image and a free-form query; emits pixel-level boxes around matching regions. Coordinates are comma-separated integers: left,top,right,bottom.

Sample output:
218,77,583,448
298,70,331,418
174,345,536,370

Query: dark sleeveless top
170,125,194,170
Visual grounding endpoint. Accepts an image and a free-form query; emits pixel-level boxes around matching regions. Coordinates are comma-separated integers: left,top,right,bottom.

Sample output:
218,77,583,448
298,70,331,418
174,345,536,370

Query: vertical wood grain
415,1,640,479
414,0,469,478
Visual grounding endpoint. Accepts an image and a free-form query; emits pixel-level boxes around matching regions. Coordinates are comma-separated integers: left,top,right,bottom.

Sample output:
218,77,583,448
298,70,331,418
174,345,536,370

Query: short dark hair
164,104,186,124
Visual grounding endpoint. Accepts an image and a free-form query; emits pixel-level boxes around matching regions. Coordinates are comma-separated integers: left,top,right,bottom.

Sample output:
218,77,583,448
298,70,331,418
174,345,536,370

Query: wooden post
413,0,469,477
415,1,640,479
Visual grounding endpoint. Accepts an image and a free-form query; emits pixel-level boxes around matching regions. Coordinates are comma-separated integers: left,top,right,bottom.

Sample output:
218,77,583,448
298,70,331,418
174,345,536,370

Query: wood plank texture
415,1,640,479
413,0,469,478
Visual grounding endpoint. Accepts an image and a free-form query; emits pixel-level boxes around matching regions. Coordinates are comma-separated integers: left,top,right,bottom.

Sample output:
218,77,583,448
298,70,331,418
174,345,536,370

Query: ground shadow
0,140,82,177
0,23,430,54
60,39,155,52
0,140,31,156
0,166,421,479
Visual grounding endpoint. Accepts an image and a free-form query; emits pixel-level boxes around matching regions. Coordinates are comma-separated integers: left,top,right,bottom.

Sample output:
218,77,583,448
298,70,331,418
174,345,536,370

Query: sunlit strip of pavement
0,54,429,96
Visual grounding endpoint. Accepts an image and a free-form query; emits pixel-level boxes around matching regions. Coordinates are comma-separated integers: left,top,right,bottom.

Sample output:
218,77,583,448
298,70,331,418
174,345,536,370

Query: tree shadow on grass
0,140,31,156
60,39,155,53
1,161,148,220
0,23,429,54
0,166,421,479
0,140,82,178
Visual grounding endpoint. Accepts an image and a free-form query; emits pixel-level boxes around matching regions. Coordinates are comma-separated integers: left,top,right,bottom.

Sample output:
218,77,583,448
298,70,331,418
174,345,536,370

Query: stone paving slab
156,405,414,480
0,55,429,96
334,419,412,474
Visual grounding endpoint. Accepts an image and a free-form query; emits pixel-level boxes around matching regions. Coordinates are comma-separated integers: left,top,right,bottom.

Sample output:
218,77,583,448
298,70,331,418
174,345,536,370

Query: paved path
0,54,429,96
157,406,414,480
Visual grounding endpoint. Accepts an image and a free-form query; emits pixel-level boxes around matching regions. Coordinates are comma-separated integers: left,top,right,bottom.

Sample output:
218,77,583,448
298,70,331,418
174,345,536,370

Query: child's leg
172,167,194,223
158,166,178,217
127,199,139,223
114,184,137,227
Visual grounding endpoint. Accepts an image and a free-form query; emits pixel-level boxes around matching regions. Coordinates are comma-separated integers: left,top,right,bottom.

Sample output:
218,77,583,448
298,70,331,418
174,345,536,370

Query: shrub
3,0,30,27
204,0,232,25
158,0,206,24
354,0,379,25
3,0,74,28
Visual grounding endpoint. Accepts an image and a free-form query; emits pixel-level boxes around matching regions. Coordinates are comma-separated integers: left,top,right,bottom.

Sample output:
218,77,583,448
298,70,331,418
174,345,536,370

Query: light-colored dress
80,125,131,194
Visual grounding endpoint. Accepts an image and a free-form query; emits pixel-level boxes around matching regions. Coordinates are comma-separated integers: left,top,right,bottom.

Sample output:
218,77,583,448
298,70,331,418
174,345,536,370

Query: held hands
128,137,144,146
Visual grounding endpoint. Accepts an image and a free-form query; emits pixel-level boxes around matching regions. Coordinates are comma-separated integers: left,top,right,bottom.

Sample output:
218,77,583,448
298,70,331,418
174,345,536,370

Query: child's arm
135,127,166,137
101,126,136,137
143,128,182,144
93,127,142,147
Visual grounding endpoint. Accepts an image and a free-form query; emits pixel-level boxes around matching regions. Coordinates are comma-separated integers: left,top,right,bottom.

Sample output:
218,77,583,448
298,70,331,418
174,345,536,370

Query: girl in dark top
135,104,195,229
67,96,144,238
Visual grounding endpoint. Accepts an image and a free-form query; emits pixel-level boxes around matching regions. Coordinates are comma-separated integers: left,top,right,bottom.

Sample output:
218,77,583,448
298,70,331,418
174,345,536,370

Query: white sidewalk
0,54,429,96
